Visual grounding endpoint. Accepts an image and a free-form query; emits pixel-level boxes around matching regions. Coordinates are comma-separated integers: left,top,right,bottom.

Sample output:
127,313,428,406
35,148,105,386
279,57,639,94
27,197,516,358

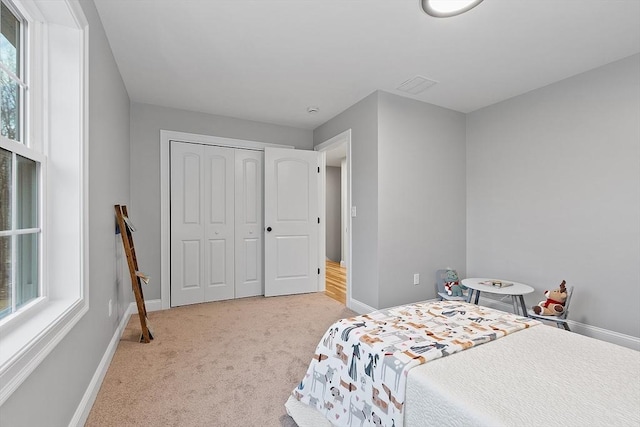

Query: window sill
0,296,88,405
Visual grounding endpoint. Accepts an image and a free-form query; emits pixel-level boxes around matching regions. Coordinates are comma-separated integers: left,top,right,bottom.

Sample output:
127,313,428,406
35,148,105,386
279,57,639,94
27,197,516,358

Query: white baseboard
563,321,639,350
69,303,136,427
145,299,163,312
348,297,376,315
69,298,165,426
476,296,639,351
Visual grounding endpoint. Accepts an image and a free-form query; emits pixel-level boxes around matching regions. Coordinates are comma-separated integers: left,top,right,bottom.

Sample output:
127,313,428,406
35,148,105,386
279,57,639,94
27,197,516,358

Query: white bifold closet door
170,141,263,307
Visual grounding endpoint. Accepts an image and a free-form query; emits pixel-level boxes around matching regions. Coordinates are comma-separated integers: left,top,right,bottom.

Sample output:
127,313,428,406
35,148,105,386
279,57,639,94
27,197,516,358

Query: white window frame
0,0,88,405
0,143,45,319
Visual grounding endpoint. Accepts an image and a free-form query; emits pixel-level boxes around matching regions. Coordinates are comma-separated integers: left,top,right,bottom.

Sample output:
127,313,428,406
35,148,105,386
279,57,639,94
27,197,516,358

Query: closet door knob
266,226,272,232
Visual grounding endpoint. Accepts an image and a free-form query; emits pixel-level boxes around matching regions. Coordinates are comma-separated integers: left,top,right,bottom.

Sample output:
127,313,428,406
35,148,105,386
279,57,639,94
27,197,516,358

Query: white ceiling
94,0,640,130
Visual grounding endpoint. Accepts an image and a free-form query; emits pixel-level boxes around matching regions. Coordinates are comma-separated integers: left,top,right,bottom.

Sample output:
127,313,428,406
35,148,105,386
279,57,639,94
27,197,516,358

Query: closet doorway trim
160,130,294,310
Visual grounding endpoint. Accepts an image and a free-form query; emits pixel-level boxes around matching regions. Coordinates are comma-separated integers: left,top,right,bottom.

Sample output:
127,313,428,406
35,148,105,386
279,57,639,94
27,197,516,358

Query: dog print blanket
292,301,539,426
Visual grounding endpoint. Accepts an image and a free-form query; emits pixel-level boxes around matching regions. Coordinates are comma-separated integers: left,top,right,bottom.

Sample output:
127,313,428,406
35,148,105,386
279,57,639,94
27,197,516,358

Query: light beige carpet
86,292,355,426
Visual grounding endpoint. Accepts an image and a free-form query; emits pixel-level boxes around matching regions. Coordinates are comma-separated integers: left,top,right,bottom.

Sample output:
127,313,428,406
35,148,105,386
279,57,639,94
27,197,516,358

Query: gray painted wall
466,54,640,337
326,166,342,262
314,92,379,308
0,0,131,425
377,92,467,308
129,103,313,300
314,91,467,310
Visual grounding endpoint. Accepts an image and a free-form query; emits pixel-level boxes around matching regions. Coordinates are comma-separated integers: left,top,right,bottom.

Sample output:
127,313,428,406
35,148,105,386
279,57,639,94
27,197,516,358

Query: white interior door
235,149,263,298
264,147,320,297
171,142,235,306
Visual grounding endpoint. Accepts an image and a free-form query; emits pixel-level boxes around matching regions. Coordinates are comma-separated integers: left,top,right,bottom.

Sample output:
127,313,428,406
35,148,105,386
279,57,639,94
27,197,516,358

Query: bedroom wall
0,0,132,425
314,92,380,309
313,91,467,310
466,54,640,339
326,166,342,262
377,92,467,308
129,103,313,301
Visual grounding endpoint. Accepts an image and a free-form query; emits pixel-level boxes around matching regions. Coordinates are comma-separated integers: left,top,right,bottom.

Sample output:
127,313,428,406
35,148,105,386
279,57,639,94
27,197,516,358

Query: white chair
527,285,574,331
435,269,469,301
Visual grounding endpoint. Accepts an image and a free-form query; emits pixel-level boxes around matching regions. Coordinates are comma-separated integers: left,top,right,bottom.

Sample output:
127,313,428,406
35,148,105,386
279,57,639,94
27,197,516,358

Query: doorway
316,130,352,308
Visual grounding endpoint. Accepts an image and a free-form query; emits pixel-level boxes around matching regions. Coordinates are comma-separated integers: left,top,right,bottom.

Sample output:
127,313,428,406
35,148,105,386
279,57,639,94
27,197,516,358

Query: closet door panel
235,150,263,298
208,239,228,285
170,142,206,307
204,145,235,302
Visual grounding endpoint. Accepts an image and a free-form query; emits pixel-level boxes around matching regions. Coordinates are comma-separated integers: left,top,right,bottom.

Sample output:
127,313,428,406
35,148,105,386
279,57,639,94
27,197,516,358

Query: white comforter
290,301,537,426
287,318,640,426
404,323,640,426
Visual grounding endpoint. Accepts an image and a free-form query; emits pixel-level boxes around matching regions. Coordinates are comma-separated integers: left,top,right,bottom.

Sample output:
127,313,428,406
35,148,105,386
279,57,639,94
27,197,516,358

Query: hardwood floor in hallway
325,260,346,305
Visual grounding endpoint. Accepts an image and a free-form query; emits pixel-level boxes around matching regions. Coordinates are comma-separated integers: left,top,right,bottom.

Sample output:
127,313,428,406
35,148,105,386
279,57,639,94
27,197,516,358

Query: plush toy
532,280,567,316
444,269,468,297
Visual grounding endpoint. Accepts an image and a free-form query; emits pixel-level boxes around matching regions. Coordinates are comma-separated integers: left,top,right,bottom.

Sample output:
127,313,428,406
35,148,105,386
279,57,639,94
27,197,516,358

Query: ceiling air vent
396,75,438,95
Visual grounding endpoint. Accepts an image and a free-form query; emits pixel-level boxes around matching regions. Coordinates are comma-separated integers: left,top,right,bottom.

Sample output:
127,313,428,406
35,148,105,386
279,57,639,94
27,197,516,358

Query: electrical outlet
413,273,420,285
108,299,113,317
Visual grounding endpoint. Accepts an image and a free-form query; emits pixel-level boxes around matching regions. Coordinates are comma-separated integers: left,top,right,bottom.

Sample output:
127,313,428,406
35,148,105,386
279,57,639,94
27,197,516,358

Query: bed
285,300,640,426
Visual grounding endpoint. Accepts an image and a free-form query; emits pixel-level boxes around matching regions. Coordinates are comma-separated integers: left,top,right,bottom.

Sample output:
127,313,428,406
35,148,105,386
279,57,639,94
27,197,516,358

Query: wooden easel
115,205,154,343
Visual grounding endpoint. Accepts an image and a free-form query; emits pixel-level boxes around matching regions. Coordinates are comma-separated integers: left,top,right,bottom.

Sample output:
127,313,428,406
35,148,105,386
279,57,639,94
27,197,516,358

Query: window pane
0,69,19,141
0,147,10,231
16,154,36,228
0,235,10,319
16,232,37,308
0,2,20,76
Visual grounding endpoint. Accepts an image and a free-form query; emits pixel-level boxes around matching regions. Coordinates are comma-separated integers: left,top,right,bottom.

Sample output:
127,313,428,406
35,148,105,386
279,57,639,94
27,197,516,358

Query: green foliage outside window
0,1,38,320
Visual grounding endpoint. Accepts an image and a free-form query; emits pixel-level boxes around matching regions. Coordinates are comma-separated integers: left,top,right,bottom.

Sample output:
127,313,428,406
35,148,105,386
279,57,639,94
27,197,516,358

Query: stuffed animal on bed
444,269,468,297
532,280,567,316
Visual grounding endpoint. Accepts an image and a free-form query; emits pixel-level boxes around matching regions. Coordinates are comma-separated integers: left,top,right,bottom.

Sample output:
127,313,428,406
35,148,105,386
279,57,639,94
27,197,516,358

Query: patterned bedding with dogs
291,300,539,427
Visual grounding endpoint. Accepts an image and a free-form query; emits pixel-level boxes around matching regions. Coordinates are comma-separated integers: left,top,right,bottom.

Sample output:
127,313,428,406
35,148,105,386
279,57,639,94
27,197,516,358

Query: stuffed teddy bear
444,269,468,297
532,280,567,316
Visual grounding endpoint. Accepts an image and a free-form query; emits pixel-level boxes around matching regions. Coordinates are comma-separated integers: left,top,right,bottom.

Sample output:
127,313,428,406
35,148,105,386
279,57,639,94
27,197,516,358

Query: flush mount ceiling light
421,0,484,17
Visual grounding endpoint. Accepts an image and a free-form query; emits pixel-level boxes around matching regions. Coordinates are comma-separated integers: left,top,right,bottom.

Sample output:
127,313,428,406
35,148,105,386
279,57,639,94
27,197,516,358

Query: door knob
266,226,272,232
